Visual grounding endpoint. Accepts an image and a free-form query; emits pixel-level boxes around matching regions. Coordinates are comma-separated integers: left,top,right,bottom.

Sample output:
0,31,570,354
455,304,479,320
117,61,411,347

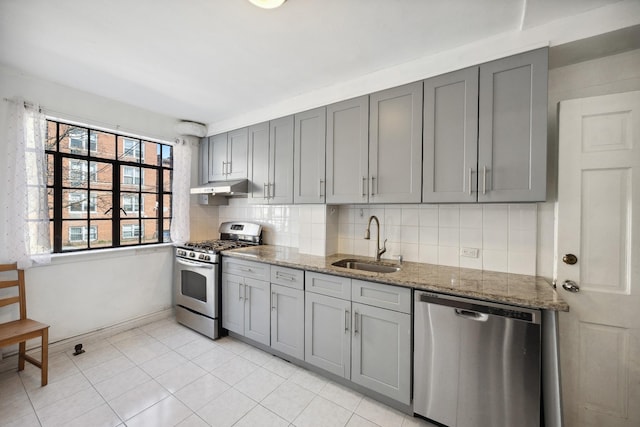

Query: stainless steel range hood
190,179,249,196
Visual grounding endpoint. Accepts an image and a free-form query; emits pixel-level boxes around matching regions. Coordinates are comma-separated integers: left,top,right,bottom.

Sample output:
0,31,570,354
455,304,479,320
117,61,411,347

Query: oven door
174,257,219,319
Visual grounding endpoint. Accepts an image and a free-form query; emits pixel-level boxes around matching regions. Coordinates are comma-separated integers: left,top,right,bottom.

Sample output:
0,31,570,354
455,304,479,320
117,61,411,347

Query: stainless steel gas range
174,221,262,339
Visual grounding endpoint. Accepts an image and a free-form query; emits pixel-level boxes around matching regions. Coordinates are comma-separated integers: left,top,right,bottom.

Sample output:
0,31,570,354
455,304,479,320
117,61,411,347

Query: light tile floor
0,317,437,427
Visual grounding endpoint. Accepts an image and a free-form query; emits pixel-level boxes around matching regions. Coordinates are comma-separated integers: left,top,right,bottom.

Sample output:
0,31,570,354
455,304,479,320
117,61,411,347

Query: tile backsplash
195,198,538,275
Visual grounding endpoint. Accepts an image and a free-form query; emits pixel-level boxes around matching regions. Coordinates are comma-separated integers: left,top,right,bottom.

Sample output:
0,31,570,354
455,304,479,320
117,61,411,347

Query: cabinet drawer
271,266,304,290
305,272,351,300
352,280,411,313
222,258,270,281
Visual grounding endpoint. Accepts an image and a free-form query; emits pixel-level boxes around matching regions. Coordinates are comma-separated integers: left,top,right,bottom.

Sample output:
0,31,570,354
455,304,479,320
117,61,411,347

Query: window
69,226,97,242
69,160,97,183
122,224,142,239
46,119,173,252
69,128,97,152
68,192,97,213
122,137,142,160
122,166,141,185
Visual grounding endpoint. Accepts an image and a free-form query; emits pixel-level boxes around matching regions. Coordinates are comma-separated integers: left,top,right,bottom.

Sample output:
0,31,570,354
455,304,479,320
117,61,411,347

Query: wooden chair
0,263,49,386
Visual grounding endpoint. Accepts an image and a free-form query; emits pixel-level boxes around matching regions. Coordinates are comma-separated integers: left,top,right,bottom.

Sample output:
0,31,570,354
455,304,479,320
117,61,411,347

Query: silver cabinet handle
271,291,276,311
562,280,580,293
319,180,324,198
244,284,249,301
238,282,243,301
239,267,253,273
362,177,367,197
354,311,359,334
344,310,350,332
222,161,227,175
269,182,274,199
482,166,487,195
371,176,376,196
226,161,231,175
263,183,267,198
275,271,295,281
468,167,473,195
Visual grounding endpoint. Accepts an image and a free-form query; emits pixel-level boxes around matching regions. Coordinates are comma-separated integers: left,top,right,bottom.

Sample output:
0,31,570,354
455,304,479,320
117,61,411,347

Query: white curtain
1,99,51,268
170,139,191,244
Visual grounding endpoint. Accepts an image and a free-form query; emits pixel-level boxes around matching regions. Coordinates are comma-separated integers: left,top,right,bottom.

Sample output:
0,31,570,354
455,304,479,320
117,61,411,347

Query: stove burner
184,239,255,253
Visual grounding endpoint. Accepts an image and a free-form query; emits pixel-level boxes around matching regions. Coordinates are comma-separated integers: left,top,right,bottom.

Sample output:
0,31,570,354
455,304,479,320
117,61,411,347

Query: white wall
0,65,185,346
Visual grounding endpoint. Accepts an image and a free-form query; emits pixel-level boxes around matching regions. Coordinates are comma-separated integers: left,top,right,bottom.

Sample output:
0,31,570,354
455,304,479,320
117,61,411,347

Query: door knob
562,254,578,265
562,280,580,293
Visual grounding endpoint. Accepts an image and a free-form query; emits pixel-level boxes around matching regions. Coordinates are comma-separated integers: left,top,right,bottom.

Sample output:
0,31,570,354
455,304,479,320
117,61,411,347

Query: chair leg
18,341,26,371
41,329,48,386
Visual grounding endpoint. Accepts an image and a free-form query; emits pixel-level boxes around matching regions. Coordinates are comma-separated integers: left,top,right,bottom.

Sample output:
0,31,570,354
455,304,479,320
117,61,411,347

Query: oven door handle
176,258,215,269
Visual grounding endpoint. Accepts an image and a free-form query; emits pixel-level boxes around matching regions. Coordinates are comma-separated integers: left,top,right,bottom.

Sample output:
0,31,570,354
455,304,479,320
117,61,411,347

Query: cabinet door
208,133,228,182
304,292,351,378
247,122,270,204
271,284,304,360
423,67,479,203
369,82,423,203
351,302,411,405
221,273,244,335
198,137,209,185
227,127,249,181
294,107,326,204
244,277,270,346
269,115,294,205
326,96,369,204
478,47,548,202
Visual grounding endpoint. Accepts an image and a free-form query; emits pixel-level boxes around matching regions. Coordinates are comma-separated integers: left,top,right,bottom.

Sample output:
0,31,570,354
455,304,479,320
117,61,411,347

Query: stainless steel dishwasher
414,291,541,427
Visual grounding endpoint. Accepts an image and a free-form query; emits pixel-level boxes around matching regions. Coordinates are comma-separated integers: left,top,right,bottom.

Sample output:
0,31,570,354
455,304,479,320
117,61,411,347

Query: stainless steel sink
331,258,400,273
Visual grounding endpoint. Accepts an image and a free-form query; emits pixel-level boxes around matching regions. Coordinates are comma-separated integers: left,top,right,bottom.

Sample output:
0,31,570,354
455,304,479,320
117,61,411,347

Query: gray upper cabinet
478,47,548,202
269,116,294,205
247,122,270,204
326,96,369,204
423,67,479,203
208,128,248,182
369,82,423,203
294,107,326,204
248,117,294,205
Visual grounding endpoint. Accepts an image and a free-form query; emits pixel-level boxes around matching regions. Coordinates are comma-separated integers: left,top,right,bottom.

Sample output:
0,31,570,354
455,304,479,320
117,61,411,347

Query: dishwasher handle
455,308,489,322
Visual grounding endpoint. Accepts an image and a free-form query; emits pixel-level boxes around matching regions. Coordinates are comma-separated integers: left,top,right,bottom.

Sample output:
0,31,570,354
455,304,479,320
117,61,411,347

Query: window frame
47,119,173,253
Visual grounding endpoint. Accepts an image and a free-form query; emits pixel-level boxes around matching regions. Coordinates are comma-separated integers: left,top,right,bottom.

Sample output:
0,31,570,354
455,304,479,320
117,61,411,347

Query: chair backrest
0,263,27,320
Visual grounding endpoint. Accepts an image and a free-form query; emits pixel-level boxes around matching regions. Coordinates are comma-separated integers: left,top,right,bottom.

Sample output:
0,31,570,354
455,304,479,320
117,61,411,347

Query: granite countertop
222,246,569,312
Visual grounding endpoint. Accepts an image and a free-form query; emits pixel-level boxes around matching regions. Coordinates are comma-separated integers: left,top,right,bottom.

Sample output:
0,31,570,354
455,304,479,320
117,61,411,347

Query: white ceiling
0,0,631,129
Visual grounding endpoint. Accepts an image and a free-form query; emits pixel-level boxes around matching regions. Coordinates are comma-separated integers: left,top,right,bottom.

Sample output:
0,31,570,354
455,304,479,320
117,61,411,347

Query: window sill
45,243,175,266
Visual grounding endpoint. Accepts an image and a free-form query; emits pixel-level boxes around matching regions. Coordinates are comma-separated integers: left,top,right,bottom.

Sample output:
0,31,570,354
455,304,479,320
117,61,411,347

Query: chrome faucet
364,215,387,261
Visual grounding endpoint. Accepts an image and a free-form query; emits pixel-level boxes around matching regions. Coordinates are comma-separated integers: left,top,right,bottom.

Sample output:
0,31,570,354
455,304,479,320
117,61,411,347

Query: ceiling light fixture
248,0,286,9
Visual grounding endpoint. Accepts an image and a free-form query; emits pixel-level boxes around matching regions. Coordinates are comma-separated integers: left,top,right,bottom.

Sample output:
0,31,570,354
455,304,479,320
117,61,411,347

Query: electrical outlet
460,247,479,258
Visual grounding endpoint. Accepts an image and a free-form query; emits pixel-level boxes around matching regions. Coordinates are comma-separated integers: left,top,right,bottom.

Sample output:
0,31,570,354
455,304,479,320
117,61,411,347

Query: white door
556,91,640,427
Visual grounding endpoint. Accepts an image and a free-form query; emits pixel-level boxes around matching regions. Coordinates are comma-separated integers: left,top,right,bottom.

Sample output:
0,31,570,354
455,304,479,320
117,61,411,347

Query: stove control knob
203,255,211,261
189,252,195,258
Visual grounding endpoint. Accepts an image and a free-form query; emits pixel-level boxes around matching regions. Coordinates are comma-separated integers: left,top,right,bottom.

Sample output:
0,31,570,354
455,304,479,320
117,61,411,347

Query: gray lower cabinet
221,273,270,346
304,291,352,378
477,47,548,202
270,266,305,360
369,82,423,203
248,116,294,204
294,107,326,204
423,67,479,203
351,302,411,404
325,96,369,204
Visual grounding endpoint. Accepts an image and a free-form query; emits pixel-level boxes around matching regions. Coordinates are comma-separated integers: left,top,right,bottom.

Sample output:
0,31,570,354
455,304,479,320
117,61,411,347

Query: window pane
121,193,141,217
142,141,158,166
46,121,57,151
161,145,172,168
141,167,157,193
62,220,90,250
162,219,172,243
90,191,113,219
47,189,54,219
121,220,141,245
119,136,142,163
162,169,172,192
63,158,90,188
59,125,95,156
121,165,141,191
91,162,112,190
142,219,158,244
142,193,157,218
89,220,112,248
91,130,116,160
63,189,90,219
162,194,172,218
47,154,55,186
